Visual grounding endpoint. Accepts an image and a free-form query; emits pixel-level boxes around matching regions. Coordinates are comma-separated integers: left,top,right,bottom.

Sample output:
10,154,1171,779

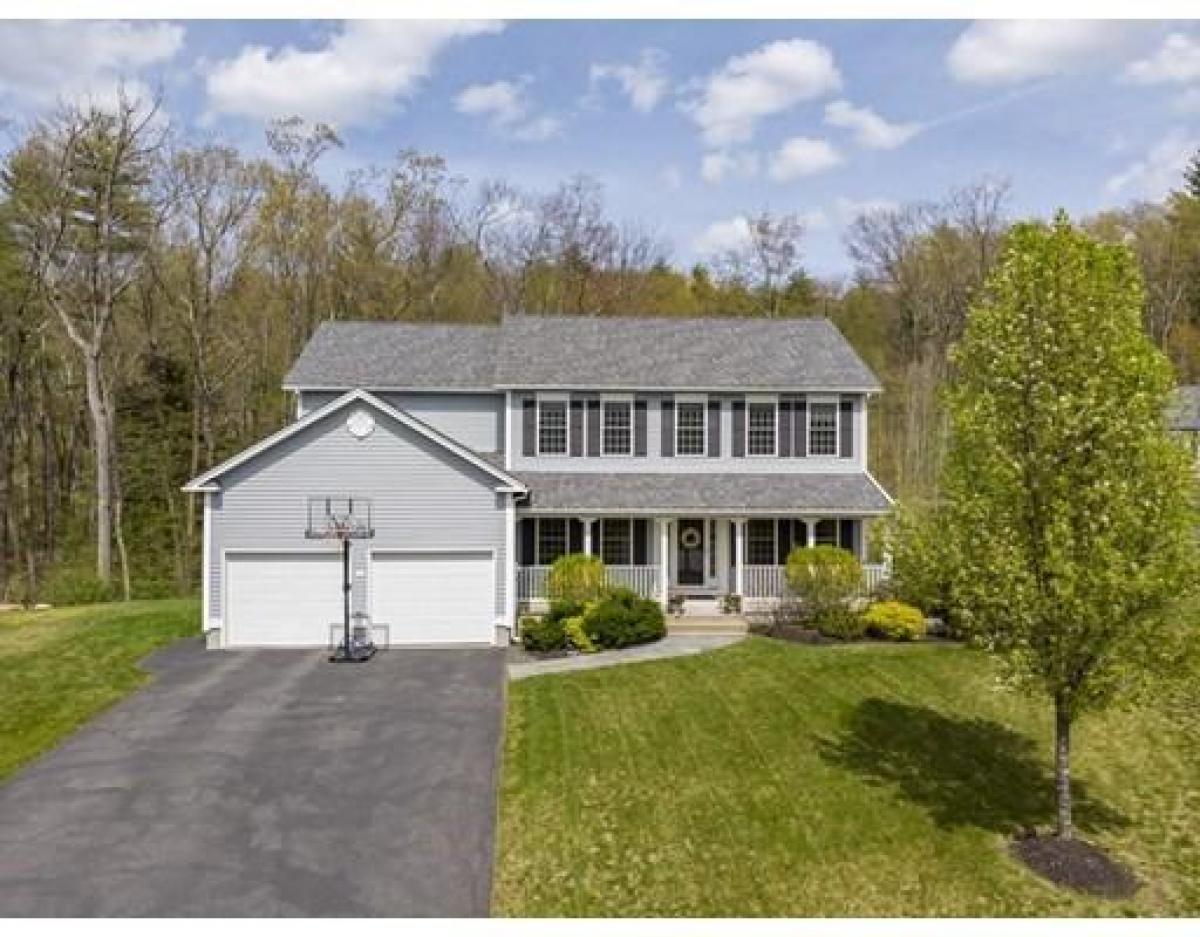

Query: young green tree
941,212,1198,839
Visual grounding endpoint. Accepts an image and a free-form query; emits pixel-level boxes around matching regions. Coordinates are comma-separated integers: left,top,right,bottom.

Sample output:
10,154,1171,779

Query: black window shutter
586,398,601,456
779,399,793,458
661,398,675,456
777,518,794,564
731,399,746,457
519,518,535,565
839,397,853,458
707,399,721,457
633,519,648,565
634,399,647,456
522,398,536,457
569,400,584,457
569,518,584,554
793,519,808,550
839,519,855,554
794,396,808,457
729,521,737,567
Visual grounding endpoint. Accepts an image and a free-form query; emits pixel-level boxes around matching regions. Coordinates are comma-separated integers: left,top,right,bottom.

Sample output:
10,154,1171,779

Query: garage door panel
226,552,343,647
370,551,494,645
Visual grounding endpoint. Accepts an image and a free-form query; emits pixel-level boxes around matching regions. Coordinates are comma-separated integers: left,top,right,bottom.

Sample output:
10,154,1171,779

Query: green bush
563,615,597,654
885,503,960,630
784,546,862,619
547,554,606,603
520,615,567,653
41,567,116,606
582,587,665,649
815,608,867,641
862,600,926,641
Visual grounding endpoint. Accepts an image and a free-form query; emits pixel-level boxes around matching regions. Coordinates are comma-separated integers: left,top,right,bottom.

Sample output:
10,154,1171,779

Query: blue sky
1,19,1198,275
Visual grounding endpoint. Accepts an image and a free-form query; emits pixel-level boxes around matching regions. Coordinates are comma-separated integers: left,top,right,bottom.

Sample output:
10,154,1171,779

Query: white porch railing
517,565,659,601
743,563,891,599
862,563,890,595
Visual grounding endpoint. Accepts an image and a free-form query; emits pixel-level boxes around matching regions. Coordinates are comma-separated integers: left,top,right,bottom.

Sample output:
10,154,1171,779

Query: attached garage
225,552,345,647
370,551,496,646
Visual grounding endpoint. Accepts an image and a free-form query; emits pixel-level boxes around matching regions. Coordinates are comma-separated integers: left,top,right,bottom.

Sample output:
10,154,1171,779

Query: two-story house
182,314,892,648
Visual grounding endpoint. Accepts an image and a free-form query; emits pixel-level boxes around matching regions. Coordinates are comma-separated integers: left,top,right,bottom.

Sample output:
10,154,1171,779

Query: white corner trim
181,388,527,494
201,492,212,631
505,496,517,629
504,390,513,472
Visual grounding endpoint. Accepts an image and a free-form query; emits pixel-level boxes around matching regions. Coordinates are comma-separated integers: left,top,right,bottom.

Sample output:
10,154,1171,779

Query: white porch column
803,517,818,547
580,517,594,556
734,517,746,596
657,517,671,607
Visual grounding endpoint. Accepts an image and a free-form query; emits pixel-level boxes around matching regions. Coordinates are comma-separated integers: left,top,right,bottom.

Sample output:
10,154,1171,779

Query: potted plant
720,593,742,615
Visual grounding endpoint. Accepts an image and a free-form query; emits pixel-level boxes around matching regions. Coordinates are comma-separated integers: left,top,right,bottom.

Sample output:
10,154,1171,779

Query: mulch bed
752,623,832,644
1009,833,1140,899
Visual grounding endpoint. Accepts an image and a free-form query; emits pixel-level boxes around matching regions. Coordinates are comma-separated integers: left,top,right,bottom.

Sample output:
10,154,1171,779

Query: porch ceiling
512,472,892,515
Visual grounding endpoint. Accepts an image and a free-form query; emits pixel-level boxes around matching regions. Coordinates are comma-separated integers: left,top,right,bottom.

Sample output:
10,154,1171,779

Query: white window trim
806,395,840,459
674,393,708,458
745,394,779,458
600,394,634,457
536,392,570,458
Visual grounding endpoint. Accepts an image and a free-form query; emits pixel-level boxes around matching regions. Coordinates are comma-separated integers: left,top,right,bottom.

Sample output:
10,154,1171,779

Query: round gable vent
346,410,375,440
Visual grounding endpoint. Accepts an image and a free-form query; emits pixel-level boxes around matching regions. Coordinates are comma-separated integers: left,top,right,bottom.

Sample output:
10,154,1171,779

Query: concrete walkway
507,634,744,680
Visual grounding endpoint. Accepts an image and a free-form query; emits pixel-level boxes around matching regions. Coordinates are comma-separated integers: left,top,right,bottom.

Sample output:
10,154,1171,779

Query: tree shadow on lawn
818,699,1126,835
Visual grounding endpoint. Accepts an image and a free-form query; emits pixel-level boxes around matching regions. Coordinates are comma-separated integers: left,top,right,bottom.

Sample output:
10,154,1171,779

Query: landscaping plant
784,545,864,639
546,553,607,603
862,600,925,641
938,213,1199,842
582,587,665,649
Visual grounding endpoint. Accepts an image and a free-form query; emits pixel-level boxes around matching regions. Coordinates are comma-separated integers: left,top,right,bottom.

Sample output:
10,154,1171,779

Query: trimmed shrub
814,607,868,641
520,615,567,653
582,587,665,649
785,546,863,610
42,567,116,606
863,600,926,641
547,554,606,603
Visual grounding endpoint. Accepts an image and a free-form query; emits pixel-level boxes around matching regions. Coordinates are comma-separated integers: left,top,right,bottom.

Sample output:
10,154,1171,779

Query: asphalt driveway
0,640,506,917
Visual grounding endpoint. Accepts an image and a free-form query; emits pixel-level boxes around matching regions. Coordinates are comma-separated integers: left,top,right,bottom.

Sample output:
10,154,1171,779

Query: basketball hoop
306,496,376,662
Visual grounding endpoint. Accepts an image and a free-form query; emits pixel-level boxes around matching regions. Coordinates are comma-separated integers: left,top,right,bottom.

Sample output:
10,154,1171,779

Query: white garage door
370,551,495,645
225,552,344,647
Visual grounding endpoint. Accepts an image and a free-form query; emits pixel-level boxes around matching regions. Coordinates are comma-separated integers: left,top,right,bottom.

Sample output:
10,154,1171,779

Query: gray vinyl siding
508,391,869,475
298,390,504,453
208,405,508,623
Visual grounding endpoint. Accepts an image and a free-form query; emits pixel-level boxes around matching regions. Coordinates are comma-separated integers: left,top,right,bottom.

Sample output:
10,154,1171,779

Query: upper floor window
676,398,706,456
602,399,632,455
747,399,777,456
809,401,838,456
538,398,568,455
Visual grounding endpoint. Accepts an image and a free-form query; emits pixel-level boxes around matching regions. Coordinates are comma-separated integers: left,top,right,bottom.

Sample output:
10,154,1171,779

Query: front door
677,518,705,586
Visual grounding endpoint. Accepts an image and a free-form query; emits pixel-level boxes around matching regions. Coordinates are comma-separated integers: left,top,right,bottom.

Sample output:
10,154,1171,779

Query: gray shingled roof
495,314,880,390
1168,384,1200,431
283,314,880,391
284,320,498,388
513,472,892,514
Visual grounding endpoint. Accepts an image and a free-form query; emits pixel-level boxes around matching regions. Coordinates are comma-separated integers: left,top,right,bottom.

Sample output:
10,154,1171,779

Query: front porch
515,515,889,610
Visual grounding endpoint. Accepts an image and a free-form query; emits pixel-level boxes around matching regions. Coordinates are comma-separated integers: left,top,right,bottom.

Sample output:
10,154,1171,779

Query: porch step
667,615,749,636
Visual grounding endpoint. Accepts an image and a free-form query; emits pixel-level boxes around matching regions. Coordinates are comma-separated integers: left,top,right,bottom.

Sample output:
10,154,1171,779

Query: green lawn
494,637,1200,917
0,599,199,782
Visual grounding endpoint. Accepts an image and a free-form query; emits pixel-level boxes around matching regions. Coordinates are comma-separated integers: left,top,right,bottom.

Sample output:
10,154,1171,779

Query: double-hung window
536,518,568,565
808,400,838,456
675,397,706,456
602,398,632,456
600,518,632,566
814,518,839,547
746,519,776,565
537,397,568,456
746,398,777,456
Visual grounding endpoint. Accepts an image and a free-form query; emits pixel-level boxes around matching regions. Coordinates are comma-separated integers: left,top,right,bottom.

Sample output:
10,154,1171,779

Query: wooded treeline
2,95,1199,603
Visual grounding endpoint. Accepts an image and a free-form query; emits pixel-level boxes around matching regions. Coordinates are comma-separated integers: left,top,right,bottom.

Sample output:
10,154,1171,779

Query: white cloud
823,100,920,150
1125,33,1200,85
768,136,842,182
590,48,668,113
682,38,841,146
835,196,900,223
660,164,684,191
693,216,754,255
454,77,562,142
0,21,184,110
946,20,1134,85
1105,128,1198,200
204,20,502,127
700,149,760,184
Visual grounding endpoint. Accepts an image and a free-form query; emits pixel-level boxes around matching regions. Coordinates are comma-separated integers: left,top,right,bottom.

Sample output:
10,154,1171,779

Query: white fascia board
181,388,527,494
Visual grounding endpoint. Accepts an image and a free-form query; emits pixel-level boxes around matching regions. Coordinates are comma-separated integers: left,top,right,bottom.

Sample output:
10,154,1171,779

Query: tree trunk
1054,692,1073,839
82,351,112,584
